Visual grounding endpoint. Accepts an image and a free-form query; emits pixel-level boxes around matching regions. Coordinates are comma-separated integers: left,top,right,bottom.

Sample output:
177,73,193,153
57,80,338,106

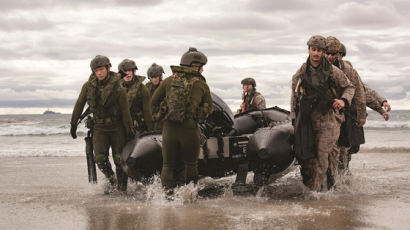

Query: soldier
146,63,165,130
364,84,390,120
70,55,133,193
338,43,353,67
339,43,391,115
291,35,354,191
118,59,154,134
337,43,391,173
325,37,366,126
152,47,213,191
325,37,366,176
146,63,165,97
238,77,266,113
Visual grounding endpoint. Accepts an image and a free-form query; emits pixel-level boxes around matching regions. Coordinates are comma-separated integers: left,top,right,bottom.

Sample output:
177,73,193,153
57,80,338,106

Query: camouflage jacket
70,71,133,134
120,76,153,131
151,65,213,128
364,84,387,115
146,81,161,98
240,90,266,112
290,57,355,120
146,81,161,116
335,59,367,120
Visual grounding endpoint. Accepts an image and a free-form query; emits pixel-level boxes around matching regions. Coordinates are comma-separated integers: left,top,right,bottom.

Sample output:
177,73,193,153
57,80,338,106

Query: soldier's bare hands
382,112,389,121
358,118,366,127
383,102,391,112
333,99,345,110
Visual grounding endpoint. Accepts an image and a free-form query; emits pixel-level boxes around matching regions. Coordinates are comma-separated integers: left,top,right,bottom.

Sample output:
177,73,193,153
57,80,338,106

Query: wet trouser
299,110,343,191
161,121,200,189
93,126,127,189
338,146,349,173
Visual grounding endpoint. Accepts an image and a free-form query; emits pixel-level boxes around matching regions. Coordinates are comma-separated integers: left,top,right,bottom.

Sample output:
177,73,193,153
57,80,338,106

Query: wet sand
1,152,410,230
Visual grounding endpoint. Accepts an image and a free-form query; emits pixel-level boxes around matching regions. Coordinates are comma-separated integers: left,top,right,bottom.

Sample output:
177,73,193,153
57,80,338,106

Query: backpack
164,74,198,122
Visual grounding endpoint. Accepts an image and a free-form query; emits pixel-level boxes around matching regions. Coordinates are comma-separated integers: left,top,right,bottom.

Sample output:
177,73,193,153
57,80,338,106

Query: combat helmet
339,43,346,57
90,55,111,71
147,63,165,79
307,35,327,50
180,47,208,67
118,59,138,72
241,77,256,87
326,36,341,54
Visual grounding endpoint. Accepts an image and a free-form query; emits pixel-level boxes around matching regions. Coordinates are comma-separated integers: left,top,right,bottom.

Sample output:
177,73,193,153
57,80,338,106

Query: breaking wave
359,147,410,153
365,120,410,129
0,124,87,136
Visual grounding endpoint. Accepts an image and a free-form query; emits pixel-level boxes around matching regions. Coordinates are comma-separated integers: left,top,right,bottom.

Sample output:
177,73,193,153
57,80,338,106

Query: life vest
86,72,122,122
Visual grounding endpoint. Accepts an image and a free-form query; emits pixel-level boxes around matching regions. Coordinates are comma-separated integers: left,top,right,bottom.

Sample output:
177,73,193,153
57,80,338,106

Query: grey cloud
2,0,164,11
336,2,402,28
246,0,313,12
0,16,54,31
114,0,163,6
183,13,288,31
365,76,410,100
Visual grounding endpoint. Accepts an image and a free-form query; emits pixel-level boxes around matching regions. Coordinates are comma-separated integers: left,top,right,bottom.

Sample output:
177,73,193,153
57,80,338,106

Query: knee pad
95,153,108,164
113,154,121,165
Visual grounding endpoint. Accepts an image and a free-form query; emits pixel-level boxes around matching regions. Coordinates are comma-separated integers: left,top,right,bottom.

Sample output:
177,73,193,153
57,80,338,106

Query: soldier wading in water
152,47,213,194
70,55,134,193
291,35,354,191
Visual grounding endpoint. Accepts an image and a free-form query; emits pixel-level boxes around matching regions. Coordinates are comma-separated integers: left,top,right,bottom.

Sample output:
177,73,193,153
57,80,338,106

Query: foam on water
365,120,410,128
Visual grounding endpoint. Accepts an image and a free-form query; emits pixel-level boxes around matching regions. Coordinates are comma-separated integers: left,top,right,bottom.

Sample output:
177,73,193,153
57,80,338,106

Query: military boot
161,166,175,189
326,169,336,190
184,161,198,185
104,175,117,194
116,167,128,192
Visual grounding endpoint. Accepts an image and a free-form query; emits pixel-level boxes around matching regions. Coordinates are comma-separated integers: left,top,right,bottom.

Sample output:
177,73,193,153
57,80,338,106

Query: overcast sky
1,0,409,114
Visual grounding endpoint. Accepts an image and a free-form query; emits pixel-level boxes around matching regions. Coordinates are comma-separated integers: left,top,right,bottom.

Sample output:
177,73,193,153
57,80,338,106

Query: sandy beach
1,151,410,230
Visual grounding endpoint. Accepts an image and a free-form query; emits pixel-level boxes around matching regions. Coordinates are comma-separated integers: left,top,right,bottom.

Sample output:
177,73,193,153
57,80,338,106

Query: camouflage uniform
291,57,354,191
146,63,165,130
327,37,366,176
339,83,388,171
146,81,160,98
239,78,266,112
334,60,366,175
120,76,154,132
152,65,213,189
71,71,133,183
242,90,266,111
364,84,387,115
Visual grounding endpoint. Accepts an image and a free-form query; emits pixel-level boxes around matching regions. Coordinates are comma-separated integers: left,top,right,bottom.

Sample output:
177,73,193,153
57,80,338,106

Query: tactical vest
164,73,199,123
297,58,337,114
121,77,146,130
86,72,122,124
243,90,262,111
146,81,160,97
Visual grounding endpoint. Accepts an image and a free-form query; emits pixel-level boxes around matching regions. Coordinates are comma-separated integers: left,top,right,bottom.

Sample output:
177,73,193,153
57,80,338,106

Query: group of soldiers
70,36,391,194
291,35,391,192
70,47,213,193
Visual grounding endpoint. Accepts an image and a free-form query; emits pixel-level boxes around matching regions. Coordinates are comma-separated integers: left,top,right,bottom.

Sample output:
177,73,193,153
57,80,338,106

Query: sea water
0,110,409,157
1,110,410,229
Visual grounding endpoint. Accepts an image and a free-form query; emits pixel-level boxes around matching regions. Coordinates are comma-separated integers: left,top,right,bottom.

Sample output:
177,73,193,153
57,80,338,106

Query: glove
126,128,136,141
70,124,77,139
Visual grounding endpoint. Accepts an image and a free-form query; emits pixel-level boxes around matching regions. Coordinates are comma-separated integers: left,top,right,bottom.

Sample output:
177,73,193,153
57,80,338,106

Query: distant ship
43,109,61,115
